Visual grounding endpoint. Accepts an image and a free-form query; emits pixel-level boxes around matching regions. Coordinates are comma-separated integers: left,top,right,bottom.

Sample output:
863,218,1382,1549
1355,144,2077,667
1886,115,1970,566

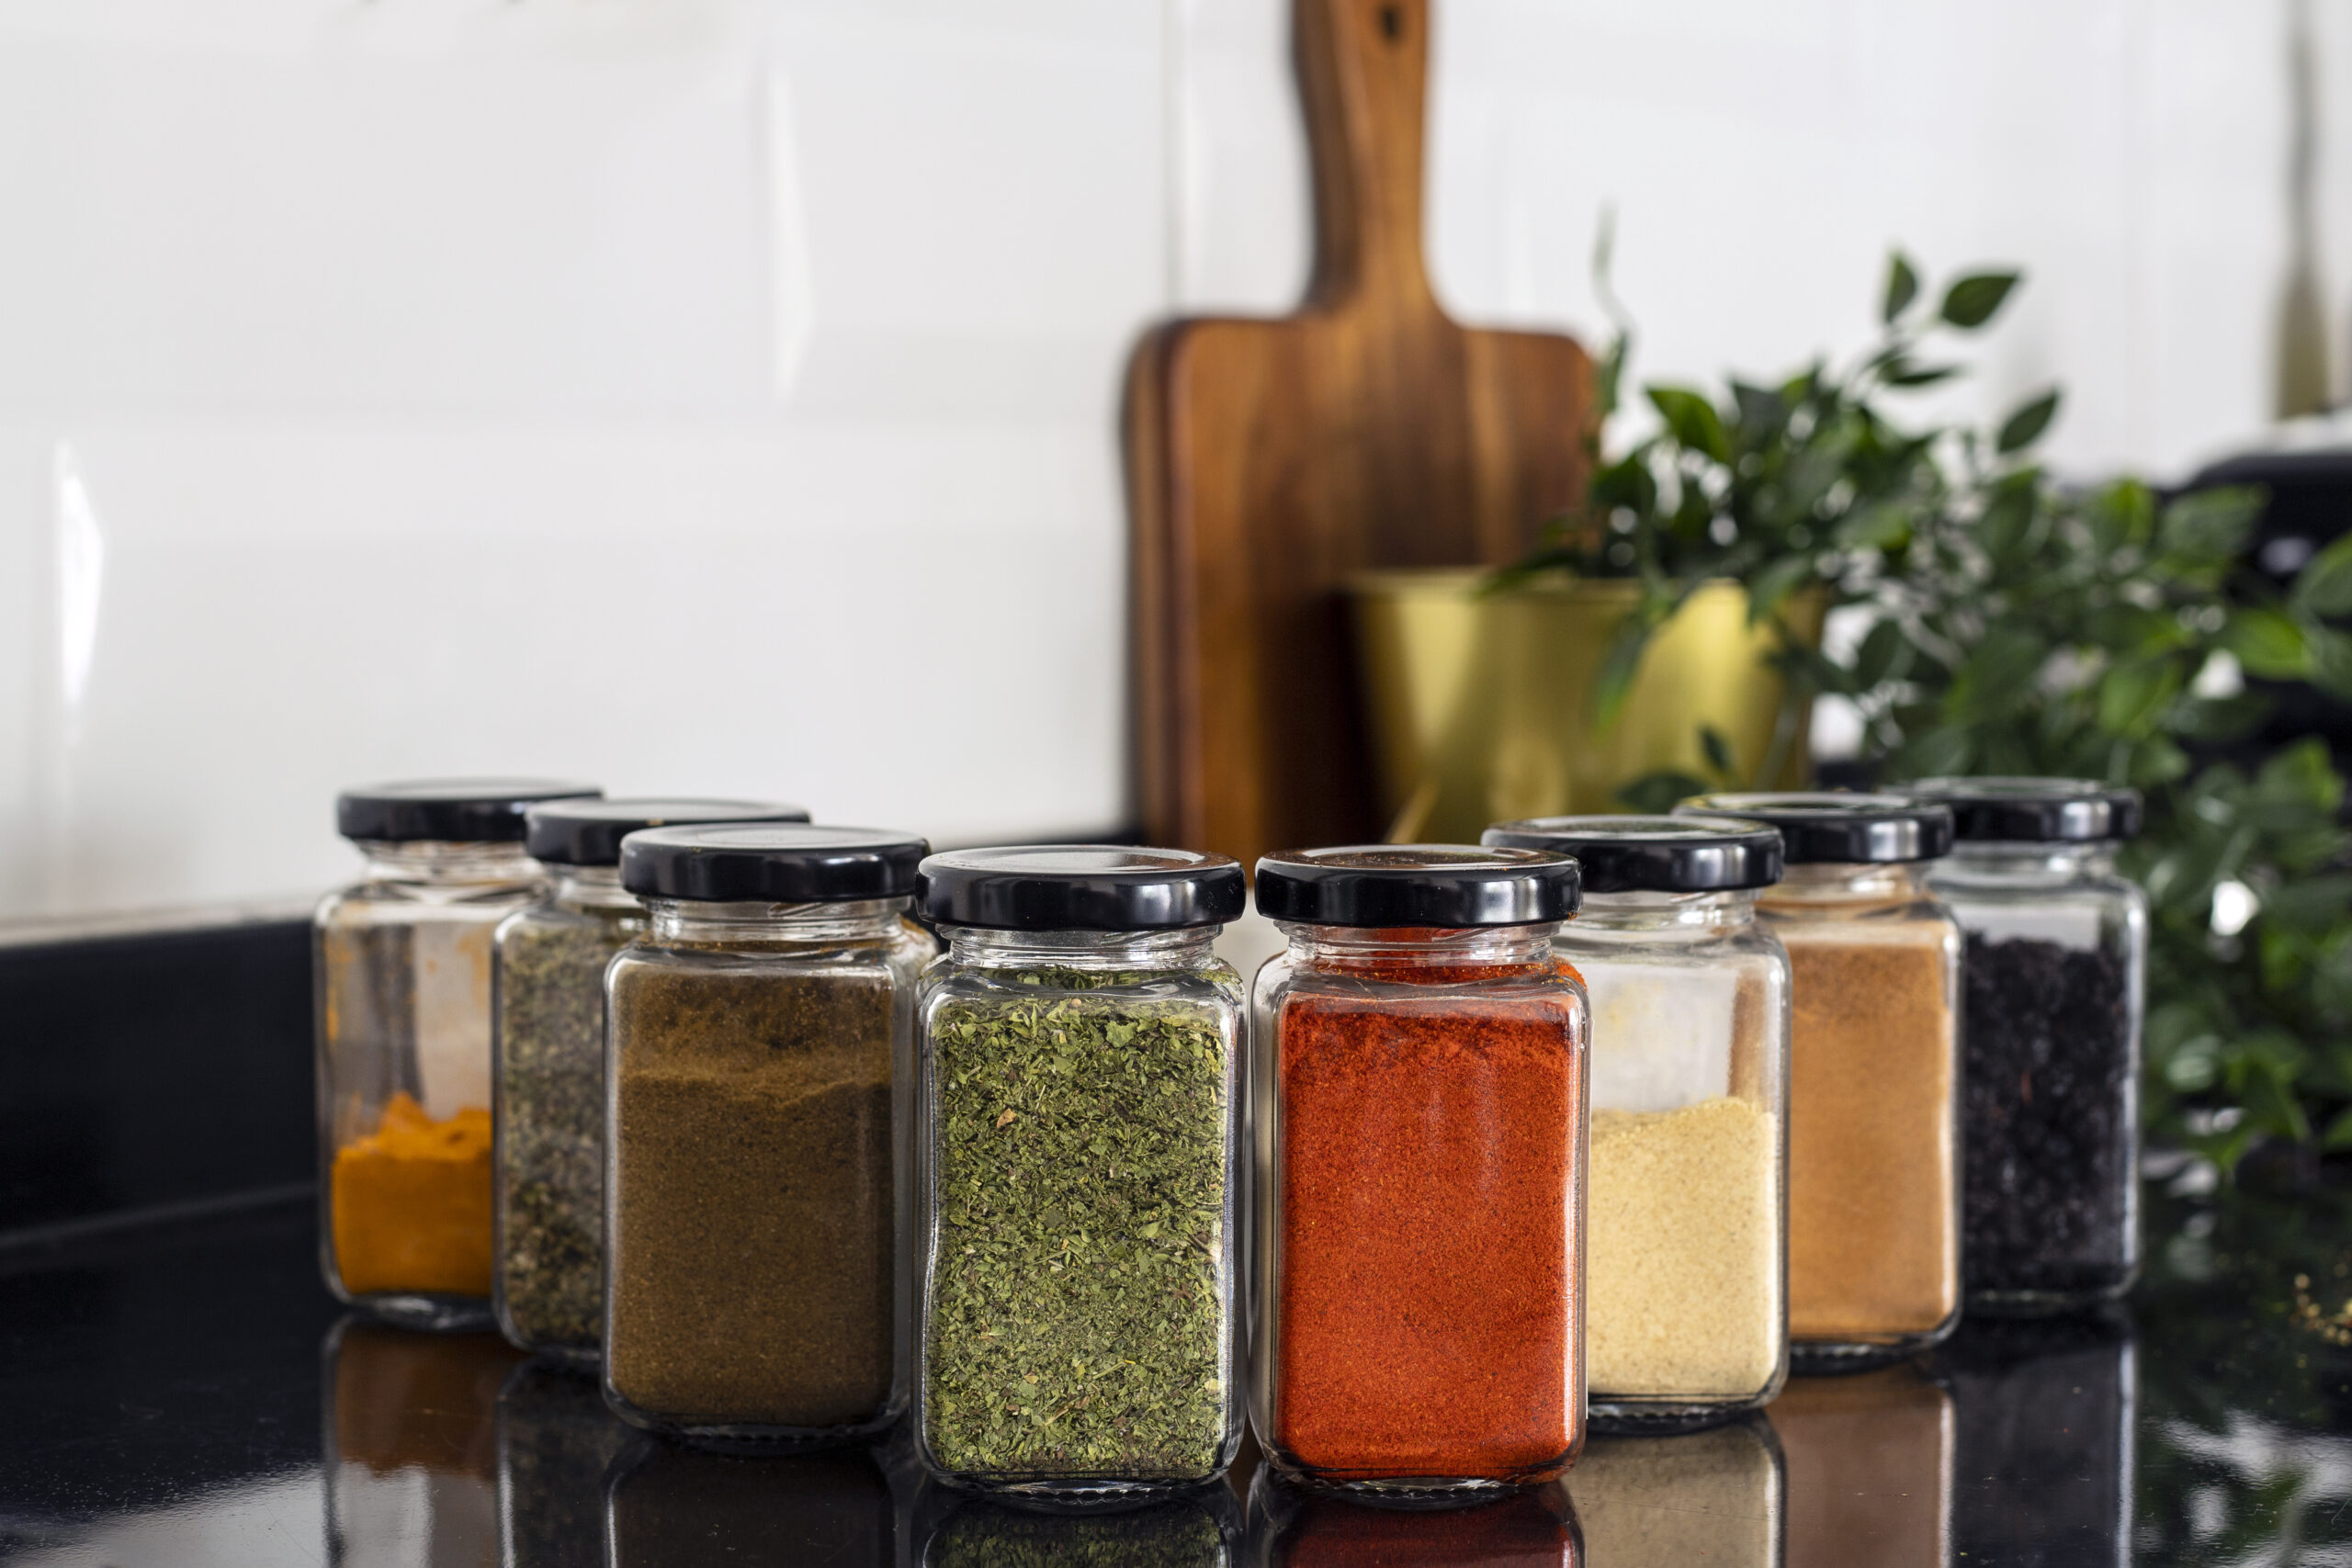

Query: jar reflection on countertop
602,824,934,1447
1566,1416,1783,1568
1679,793,1962,1369
1770,1361,1953,1568
491,796,808,1364
1485,815,1791,1431
1912,776,2147,1314
317,778,600,1333
323,1317,524,1568
1249,1464,1582,1565
1250,845,1589,1498
605,1438,893,1568
495,1359,633,1568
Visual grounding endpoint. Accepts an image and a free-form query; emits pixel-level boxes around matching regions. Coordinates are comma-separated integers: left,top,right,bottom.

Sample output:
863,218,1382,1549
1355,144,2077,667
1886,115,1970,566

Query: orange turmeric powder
332,1093,494,1296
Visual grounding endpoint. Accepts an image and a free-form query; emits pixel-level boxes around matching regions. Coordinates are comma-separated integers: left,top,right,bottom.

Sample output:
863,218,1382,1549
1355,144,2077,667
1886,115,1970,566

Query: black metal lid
525,798,811,867
917,845,1246,931
336,779,602,844
1253,845,1581,927
1675,792,1955,864
1904,777,2143,843
619,824,928,903
1481,815,1785,894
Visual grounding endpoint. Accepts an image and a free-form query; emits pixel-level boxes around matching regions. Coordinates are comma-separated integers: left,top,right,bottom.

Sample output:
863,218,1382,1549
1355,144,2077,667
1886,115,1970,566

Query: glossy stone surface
2,1177,2348,1564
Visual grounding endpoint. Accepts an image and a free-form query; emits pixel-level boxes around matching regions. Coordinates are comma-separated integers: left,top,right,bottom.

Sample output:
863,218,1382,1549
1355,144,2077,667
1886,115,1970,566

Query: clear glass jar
1250,846,1589,1499
602,825,933,1448
492,798,807,1362
910,847,1249,1501
315,778,599,1332
1913,778,2146,1313
1485,817,1791,1431
1679,795,1961,1371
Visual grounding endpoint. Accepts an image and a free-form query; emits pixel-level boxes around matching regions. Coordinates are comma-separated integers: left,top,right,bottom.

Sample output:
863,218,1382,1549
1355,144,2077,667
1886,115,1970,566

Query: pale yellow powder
1589,1095,1781,1398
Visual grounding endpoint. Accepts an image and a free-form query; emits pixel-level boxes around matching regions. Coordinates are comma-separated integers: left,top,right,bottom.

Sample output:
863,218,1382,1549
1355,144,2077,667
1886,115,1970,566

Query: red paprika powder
1250,848,1589,1495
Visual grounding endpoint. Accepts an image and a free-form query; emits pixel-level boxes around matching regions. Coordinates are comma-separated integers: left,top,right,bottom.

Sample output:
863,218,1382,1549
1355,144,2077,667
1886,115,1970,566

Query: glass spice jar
911,846,1250,1501
491,797,808,1363
603,824,934,1447
1250,846,1589,1499
1483,816,1791,1431
317,778,600,1332
1677,794,1962,1371
1911,777,2146,1313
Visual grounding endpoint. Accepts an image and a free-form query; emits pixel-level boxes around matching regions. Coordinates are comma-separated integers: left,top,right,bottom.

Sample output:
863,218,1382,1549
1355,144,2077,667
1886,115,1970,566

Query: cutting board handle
1297,0,1434,313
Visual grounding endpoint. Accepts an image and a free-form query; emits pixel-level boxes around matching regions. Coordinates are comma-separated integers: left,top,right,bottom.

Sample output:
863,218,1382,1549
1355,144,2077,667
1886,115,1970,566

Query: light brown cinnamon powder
1778,925,1958,1342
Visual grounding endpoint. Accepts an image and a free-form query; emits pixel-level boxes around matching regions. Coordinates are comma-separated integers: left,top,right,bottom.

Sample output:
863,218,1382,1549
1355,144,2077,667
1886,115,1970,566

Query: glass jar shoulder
1928,872,2145,944
613,925,933,987
1757,889,1959,953
1252,951,1588,1013
319,877,538,929
1554,919,1789,982
497,897,642,953
922,954,1244,1024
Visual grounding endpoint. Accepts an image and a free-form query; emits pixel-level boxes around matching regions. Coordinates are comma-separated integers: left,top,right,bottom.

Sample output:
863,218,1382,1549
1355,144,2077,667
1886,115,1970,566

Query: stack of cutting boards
1126,0,1593,872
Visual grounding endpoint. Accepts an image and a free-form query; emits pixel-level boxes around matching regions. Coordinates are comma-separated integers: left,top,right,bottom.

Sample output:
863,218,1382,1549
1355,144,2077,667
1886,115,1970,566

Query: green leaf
1893,726,1974,779
1747,554,1817,626
1730,380,1788,439
2097,657,2182,736
2311,627,2352,701
2293,530,2352,617
1883,252,1920,324
1834,501,1914,551
1700,725,1736,779
2219,608,2312,679
1883,362,1961,389
2160,486,2263,562
1939,270,2021,329
1852,618,1911,688
1617,770,1713,815
2322,1105,2352,1151
2084,479,2156,554
1646,386,1732,465
1995,389,2062,454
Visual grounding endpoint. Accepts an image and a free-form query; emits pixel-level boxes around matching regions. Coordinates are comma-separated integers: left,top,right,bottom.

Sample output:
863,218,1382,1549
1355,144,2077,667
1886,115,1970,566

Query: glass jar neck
945,926,1217,970
356,840,539,887
552,865,641,914
1569,888,1758,935
1936,840,2119,886
1281,922,1557,969
645,896,907,946
1764,861,1929,906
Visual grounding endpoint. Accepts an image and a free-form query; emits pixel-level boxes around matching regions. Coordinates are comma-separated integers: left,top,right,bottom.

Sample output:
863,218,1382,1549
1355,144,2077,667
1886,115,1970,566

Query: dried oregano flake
923,970,1233,1479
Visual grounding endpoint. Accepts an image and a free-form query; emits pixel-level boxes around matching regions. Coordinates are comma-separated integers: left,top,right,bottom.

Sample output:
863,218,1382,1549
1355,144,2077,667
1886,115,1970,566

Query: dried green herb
926,1495,1230,1567
495,905,638,1353
922,970,1235,1480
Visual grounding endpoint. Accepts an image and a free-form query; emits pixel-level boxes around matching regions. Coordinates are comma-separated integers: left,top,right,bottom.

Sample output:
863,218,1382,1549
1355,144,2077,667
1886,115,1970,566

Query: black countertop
0,1172,2345,1567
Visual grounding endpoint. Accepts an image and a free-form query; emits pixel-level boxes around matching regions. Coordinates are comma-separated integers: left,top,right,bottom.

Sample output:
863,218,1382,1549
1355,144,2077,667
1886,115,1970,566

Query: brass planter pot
1351,570,1824,843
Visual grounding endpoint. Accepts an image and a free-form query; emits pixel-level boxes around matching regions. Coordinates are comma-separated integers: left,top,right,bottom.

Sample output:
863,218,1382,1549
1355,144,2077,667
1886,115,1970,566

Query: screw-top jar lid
337,779,602,843
619,824,928,903
1675,792,1955,864
526,798,812,867
1254,845,1581,927
1481,815,1784,894
917,845,1246,931
1905,776,2143,843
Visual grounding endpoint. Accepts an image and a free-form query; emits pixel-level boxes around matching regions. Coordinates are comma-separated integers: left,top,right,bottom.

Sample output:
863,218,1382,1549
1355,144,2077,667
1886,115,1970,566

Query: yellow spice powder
1589,1095,1780,1398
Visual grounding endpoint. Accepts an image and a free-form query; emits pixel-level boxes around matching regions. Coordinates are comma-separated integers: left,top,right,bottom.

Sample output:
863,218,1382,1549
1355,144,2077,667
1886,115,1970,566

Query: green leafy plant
1509,244,2352,1168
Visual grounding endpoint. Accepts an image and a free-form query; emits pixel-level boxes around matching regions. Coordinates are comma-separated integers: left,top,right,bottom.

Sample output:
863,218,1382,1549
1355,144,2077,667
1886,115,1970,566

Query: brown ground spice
605,964,895,1429
1780,928,1958,1341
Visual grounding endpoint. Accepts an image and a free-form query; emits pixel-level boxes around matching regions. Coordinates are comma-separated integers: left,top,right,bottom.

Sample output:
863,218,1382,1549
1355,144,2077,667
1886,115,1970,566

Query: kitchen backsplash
0,0,2341,921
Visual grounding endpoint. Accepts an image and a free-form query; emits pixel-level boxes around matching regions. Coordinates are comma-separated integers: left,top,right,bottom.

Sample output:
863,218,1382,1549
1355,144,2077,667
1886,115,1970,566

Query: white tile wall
0,0,2343,920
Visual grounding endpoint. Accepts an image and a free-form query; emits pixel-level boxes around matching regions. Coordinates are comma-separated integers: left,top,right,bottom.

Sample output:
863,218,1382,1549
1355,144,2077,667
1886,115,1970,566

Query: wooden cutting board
1126,0,1592,871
